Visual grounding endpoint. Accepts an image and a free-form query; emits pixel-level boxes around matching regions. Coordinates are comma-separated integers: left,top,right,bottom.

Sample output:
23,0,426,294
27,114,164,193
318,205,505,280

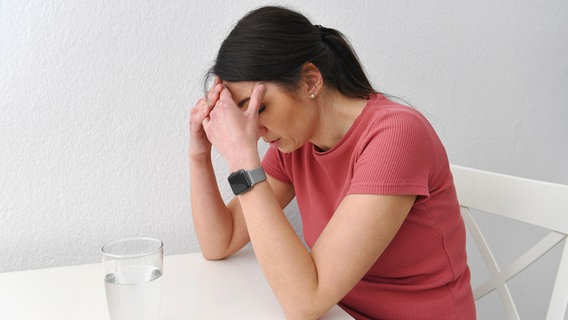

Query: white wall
1,0,567,317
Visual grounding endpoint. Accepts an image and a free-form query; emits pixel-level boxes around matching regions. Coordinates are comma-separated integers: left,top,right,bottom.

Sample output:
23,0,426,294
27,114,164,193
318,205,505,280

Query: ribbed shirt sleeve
348,107,435,197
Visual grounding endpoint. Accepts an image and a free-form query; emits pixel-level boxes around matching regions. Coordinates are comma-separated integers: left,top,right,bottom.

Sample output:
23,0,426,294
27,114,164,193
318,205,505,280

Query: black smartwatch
228,167,267,195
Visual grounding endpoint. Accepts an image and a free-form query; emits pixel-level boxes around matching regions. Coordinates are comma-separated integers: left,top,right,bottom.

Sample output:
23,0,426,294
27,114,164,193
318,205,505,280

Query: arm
189,81,295,259
189,80,247,259
189,152,248,259
202,84,416,319
239,184,415,319
190,154,295,259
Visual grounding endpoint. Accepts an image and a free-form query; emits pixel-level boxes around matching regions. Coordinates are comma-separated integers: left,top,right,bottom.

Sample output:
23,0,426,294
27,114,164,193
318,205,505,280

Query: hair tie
314,24,325,40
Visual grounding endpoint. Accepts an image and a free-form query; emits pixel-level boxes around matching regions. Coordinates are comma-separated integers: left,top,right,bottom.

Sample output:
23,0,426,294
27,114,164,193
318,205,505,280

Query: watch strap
247,167,267,185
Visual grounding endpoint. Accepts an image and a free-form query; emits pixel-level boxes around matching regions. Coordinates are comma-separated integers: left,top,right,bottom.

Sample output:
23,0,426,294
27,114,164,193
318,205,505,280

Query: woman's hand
189,78,223,158
202,83,266,172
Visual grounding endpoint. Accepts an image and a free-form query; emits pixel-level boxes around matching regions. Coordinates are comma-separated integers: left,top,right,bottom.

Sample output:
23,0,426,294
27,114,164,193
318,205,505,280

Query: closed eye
259,104,267,114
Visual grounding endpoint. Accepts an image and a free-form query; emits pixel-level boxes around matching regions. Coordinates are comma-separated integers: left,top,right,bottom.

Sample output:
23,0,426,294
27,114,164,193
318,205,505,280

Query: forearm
190,153,241,259
239,183,331,320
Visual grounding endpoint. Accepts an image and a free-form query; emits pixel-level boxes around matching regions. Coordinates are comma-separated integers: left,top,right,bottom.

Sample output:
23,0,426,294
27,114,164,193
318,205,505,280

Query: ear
301,62,324,99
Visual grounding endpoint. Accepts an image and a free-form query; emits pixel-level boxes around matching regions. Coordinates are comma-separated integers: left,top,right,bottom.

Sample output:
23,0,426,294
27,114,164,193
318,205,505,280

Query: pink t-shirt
261,94,476,319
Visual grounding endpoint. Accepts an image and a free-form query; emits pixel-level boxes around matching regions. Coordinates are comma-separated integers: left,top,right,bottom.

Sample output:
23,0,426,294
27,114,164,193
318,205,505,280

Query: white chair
450,164,568,320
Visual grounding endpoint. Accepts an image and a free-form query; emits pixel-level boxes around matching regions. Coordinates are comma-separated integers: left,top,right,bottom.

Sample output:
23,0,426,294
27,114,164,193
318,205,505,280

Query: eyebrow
237,97,250,108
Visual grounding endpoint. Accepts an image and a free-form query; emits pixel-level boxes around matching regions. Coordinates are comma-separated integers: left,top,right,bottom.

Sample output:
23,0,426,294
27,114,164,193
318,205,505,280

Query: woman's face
223,81,318,153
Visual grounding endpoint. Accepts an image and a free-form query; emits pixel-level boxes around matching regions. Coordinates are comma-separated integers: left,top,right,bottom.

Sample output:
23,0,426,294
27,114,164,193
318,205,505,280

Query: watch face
228,170,251,195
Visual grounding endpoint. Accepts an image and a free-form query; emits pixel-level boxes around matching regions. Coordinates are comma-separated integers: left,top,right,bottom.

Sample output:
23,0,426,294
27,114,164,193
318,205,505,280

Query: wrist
227,148,261,173
189,151,212,165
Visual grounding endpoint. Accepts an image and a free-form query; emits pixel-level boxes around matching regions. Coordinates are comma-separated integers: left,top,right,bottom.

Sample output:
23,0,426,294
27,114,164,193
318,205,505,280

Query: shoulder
364,94,430,126
355,94,437,149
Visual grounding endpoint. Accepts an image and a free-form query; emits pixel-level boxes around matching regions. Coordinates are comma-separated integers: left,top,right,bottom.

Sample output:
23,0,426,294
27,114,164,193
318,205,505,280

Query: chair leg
546,238,568,320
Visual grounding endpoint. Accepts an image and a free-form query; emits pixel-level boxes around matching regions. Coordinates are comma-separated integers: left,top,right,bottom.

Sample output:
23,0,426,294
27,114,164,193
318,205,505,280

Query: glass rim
101,237,163,259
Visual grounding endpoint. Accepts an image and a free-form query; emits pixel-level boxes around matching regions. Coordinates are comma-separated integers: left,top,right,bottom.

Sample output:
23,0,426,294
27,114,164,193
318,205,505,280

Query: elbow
199,243,238,261
283,310,327,320
196,238,233,261
279,286,343,320
281,301,332,320
200,250,229,261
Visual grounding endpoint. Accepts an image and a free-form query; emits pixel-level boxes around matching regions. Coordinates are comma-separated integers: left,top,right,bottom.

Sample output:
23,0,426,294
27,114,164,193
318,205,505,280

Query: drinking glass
102,237,163,320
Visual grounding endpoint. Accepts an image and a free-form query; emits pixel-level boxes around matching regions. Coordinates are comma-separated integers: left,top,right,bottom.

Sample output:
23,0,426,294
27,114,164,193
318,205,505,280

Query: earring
309,93,316,99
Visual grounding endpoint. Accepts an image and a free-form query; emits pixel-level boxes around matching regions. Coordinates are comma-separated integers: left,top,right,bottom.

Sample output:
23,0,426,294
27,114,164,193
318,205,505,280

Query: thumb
246,83,266,117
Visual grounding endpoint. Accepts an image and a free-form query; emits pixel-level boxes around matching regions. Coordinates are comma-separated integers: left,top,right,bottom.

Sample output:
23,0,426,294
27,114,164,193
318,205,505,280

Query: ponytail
313,25,376,98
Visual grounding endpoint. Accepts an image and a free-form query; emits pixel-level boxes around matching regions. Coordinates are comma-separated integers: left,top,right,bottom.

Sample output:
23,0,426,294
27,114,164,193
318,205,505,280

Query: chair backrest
450,164,568,320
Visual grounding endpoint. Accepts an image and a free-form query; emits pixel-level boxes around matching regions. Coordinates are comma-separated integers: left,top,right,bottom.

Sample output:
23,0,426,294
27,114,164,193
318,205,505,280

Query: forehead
222,81,257,108
223,81,256,94
223,81,296,104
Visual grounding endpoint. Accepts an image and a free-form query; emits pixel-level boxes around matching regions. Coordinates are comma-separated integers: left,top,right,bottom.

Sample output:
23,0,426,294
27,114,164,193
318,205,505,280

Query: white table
0,246,352,319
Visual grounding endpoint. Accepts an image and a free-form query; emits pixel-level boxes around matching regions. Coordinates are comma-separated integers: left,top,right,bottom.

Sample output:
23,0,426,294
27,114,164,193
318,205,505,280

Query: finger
206,76,221,94
195,98,208,113
206,82,223,107
218,86,235,106
189,99,206,126
246,83,266,117
190,98,205,116
191,98,213,124
201,115,211,132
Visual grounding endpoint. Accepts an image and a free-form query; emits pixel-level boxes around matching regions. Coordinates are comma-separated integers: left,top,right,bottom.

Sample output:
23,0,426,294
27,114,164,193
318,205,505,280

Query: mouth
264,138,280,146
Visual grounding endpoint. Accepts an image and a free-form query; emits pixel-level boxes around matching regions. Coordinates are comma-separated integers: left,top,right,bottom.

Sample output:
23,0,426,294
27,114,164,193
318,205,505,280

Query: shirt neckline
312,94,382,156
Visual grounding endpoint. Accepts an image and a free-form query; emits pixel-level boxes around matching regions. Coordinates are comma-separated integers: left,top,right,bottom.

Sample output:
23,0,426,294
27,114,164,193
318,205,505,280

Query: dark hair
208,6,376,99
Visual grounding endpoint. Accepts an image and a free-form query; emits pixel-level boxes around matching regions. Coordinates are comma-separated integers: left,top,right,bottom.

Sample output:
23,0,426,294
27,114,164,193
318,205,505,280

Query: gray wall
1,1,567,318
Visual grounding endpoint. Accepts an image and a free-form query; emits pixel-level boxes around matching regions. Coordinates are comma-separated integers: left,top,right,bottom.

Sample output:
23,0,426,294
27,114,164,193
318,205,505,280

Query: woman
190,6,475,320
